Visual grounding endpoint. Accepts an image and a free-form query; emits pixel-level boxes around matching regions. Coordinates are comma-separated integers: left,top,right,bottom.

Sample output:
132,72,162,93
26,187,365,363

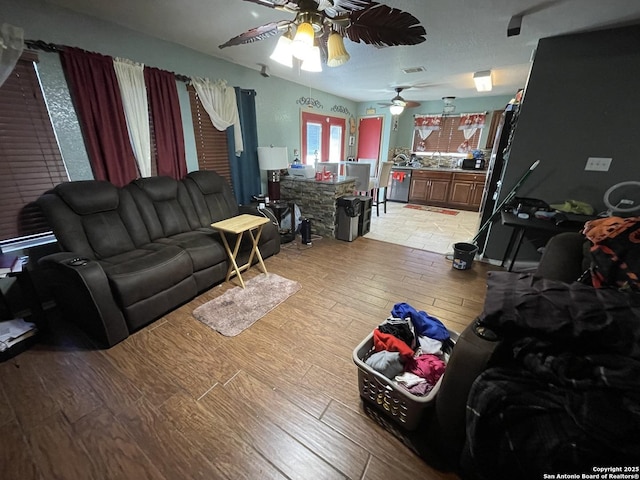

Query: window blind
413,115,482,154
187,85,232,185
0,52,68,242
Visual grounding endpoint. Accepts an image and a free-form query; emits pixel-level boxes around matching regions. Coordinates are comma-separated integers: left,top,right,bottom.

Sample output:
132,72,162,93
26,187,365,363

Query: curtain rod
24,39,190,83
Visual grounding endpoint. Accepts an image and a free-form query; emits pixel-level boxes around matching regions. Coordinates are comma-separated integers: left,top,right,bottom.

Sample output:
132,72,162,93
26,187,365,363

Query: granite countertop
281,175,357,185
393,166,487,173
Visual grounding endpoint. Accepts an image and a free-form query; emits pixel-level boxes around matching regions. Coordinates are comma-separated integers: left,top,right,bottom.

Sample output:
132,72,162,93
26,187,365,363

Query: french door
301,111,345,164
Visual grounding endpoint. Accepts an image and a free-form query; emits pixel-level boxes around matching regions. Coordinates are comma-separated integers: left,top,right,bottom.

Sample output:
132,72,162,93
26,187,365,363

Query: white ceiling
45,0,640,104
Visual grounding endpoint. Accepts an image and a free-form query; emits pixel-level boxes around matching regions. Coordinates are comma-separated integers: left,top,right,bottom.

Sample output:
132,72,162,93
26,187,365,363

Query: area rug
192,273,301,337
404,204,459,216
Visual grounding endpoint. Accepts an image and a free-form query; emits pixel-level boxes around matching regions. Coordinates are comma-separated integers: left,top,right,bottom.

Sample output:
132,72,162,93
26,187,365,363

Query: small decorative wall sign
297,97,323,109
331,105,351,116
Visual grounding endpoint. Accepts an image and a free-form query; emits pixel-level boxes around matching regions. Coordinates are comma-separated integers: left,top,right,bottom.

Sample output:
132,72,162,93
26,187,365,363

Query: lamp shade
389,104,404,116
473,70,493,92
301,45,322,72
270,35,293,67
327,32,350,67
291,22,314,60
257,146,289,170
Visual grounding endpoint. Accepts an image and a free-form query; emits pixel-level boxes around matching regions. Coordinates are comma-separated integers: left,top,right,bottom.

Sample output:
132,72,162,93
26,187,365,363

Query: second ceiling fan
378,87,421,115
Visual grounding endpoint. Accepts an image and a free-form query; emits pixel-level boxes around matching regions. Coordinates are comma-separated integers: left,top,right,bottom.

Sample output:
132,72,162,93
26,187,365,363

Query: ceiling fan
378,87,421,115
219,0,426,70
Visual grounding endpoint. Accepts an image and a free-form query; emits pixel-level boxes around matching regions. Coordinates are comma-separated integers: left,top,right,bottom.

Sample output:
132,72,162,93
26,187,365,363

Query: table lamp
257,146,289,202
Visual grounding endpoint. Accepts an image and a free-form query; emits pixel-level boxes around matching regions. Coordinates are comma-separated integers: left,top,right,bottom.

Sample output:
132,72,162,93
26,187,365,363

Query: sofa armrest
38,253,129,347
536,232,589,283
428,320,500,466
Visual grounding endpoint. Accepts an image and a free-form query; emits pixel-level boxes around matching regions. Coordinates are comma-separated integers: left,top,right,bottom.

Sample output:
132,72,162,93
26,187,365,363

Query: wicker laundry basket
352,330,458,431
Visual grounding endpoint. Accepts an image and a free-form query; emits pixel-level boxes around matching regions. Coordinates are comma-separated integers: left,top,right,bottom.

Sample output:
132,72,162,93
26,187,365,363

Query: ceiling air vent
402,66,425,74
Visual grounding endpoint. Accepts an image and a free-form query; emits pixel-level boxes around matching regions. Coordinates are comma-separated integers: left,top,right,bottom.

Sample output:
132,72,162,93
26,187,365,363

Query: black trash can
336,196,361,242
452,242,478,270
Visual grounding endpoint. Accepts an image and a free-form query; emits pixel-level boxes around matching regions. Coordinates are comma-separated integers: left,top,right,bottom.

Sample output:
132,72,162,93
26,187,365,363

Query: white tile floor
364,200,481,255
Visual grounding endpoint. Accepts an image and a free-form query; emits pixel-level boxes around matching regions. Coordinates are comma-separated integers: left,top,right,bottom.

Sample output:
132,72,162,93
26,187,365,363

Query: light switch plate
585,157,612,171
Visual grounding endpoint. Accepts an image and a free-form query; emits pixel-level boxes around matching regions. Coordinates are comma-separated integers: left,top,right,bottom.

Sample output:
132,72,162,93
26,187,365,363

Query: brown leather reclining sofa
36,170,280,348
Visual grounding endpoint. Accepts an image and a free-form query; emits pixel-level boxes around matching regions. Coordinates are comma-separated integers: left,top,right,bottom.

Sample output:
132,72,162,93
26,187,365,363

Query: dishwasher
388,167,412,202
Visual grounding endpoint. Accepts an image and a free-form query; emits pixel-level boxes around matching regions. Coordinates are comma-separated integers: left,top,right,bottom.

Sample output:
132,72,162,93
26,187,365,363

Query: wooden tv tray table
211,214,270,288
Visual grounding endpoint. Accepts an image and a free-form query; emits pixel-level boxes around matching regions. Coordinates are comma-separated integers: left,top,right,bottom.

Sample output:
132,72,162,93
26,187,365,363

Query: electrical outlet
585,157,612,171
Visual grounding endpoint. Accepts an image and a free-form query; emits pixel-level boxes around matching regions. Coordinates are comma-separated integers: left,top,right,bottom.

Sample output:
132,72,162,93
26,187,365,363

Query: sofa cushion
40,181,140,259
183,170,240,226
130,177,196,238
100,244,194,308
82,211,136,259
56,180,119,215
156,230,228,271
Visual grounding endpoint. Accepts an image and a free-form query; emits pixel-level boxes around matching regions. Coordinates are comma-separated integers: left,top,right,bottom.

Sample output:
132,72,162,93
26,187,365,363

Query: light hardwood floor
0,236,500,480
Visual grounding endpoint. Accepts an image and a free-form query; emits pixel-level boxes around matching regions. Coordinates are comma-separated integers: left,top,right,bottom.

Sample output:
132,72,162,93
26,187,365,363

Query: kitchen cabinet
409,170,451,206
448,172,487,211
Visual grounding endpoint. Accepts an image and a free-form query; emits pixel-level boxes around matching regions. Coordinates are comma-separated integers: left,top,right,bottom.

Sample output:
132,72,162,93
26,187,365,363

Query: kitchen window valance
412,112,486,154
414,115,441,142
458,113,486,130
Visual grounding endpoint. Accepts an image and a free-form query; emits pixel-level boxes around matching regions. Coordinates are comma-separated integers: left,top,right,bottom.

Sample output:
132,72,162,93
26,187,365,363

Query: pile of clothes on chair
365,302,452,396
461,216,640,479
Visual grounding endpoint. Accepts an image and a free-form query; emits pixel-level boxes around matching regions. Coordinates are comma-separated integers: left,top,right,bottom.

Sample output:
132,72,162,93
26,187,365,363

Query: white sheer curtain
0,23,24,88
113,57,151,177
418,129,434,141
191,77,243,156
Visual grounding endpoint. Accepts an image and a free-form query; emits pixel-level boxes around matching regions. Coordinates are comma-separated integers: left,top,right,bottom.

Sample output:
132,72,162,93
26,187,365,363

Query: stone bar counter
280,175,357,238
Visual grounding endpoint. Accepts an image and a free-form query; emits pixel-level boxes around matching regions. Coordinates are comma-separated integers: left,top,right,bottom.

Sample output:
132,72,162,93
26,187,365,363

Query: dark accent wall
484,24,640,262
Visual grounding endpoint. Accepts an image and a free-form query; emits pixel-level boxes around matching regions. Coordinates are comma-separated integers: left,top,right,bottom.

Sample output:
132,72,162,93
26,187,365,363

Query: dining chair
345,162,374,196
372,161,394,216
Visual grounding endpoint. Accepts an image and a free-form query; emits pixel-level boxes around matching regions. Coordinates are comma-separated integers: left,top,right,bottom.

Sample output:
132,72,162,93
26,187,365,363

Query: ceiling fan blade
315,0,371,17
219,20,293,49
405,101,421,108
242,0,300,13
345,3,426,47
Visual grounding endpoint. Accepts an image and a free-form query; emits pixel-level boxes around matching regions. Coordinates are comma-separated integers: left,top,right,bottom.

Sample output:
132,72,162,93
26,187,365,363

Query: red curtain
60,47,138,186
144,67,187,179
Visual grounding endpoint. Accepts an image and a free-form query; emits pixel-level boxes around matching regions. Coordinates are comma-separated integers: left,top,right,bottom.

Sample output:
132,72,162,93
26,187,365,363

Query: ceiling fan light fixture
473,70,493,92
301,45,322,72
269,34,293,68
389,104,405,116
327,32,350,67
291,21,315,60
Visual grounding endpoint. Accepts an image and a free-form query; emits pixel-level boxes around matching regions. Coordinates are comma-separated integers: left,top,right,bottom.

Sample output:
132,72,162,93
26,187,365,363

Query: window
329,125,343,162
412,114,484,154
187,85,232,184
301,111,345,164
305,120,322,163
0,51,69,243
